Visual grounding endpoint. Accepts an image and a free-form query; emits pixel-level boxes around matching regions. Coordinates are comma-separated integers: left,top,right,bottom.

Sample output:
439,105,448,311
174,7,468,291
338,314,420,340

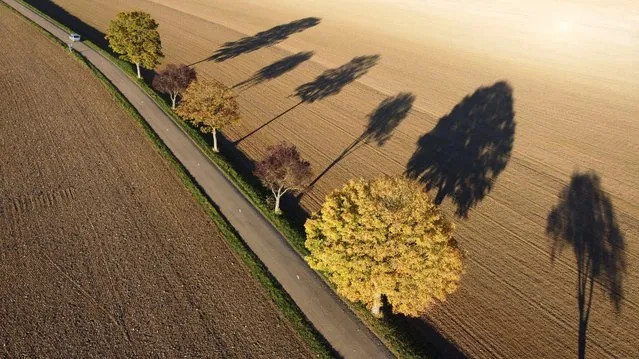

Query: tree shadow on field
235,55,380,144
23,0,107,49
306,92,415,190
294,55,380,103
546,171,626,359
22,0,156,81
188,17,320,66
232,51,314,91
186,103,464,359
405,81,515,218
380,298,468,358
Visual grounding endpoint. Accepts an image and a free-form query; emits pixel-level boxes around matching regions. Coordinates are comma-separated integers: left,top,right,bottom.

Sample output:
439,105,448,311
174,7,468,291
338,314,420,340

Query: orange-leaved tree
176,80,239,152
305,177,463,317
106,11,163,79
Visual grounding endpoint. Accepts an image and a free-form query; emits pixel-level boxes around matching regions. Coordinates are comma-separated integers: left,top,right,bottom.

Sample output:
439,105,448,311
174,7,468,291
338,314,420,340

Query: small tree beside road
106,11,163,79
305,177,463,317
152,64,197,109
176,80,239,152
255,143,312,214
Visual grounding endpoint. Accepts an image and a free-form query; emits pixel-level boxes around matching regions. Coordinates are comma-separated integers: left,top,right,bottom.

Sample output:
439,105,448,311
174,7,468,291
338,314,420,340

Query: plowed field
0,5,312,357
26,0,639,358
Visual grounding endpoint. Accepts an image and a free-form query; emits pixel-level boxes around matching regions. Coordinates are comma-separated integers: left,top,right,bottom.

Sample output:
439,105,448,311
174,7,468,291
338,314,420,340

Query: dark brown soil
0,7,312,358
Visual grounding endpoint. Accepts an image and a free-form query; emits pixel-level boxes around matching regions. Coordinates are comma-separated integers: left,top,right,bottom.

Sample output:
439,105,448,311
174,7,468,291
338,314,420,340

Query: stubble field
0,5,313,357
19,0,639,358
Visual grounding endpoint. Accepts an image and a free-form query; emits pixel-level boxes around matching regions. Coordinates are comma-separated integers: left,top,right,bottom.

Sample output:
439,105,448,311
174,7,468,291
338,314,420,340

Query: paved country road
2,0,394,357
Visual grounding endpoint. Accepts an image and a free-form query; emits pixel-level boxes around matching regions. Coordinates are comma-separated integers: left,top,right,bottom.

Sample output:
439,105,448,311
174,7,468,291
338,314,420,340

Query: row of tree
104,11,463,318
252,142,463,316
103,13,628,357
105,11,239,153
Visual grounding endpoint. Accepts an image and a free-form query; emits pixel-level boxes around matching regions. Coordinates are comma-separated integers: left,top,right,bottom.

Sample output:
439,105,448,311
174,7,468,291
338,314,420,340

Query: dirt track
0,6,312,357
23,0,639,358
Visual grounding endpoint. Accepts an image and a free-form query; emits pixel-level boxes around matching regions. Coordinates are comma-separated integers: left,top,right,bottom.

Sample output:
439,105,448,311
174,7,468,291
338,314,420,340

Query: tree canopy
152,64,197,109
176,80,239,152
305,177,463,317
254,142,312,214
106,11,163,78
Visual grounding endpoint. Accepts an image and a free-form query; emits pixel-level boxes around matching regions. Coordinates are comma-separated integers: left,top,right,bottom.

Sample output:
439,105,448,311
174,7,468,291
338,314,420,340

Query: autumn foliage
305,177,463,317
152,64,197,109
176,80,239,152
255,143,312,214
106,11,163,79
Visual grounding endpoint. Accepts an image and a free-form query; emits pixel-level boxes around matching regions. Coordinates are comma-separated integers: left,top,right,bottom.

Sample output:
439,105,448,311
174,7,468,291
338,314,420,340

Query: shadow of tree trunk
305,92,415,192
234,101,303,144
235,55,380,145
546,171,626,359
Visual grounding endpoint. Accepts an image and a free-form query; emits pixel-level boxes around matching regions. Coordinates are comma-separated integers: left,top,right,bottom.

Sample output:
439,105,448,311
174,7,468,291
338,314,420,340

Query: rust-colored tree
254,143,312,214
152,64,197,109
176,80,239,152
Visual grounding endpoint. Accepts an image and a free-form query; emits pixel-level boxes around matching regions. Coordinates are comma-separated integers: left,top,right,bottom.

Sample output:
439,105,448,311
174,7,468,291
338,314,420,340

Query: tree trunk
274,194,282,214
136,63,142,79
371,292,383,318
212,128,219,152
171,94,177,109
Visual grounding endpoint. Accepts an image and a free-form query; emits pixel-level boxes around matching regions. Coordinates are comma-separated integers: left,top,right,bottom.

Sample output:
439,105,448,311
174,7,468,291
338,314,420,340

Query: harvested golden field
0,5,313,357
28,0,639,357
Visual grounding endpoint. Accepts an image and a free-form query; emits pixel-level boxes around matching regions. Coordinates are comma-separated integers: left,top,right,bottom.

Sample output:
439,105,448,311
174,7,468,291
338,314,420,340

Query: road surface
1,0,394,357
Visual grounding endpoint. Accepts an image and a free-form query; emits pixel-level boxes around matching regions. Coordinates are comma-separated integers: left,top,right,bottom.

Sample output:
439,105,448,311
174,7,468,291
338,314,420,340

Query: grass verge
2,2,334,357
10,0,436,357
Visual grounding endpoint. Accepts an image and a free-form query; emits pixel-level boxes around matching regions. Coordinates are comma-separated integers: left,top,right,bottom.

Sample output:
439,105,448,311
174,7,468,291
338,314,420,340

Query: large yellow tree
176,80,239,152
305,177,463,317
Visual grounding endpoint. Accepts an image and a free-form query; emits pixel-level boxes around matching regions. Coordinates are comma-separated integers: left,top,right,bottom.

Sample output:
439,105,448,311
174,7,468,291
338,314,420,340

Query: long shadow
20,5,466,354
190,100,464,359
234,101,303,144
546,171,626,359
23,0,108,49
235,55,380,144
189,17,320,66
380,297,467,358
294,54,380,103
233,51,314,91
22,0,156,81
405,81,515,218
307,92,415,189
